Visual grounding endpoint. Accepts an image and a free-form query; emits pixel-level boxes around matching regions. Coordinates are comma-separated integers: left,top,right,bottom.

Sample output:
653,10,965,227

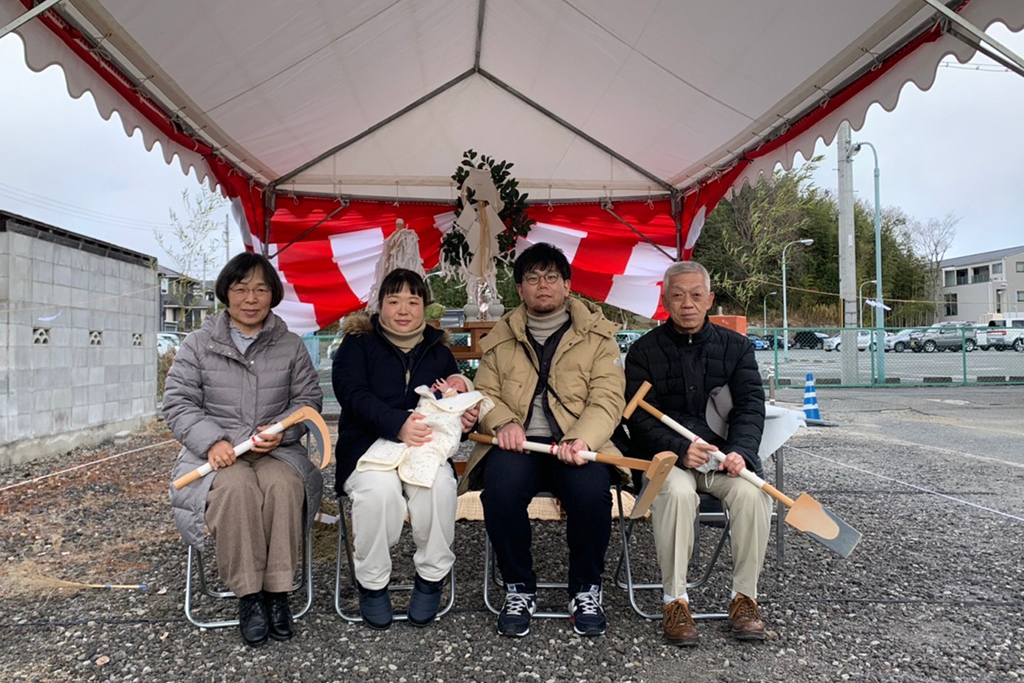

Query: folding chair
482,492,571,618
183,436,318,629
613,447,786,620
334,492,456,623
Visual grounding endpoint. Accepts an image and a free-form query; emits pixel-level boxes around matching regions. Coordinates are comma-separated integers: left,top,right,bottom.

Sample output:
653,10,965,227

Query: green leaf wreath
441,149,534,271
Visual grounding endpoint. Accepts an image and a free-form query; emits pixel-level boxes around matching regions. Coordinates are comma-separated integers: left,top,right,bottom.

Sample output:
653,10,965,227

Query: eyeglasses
522,271,562,285
229,285,273,298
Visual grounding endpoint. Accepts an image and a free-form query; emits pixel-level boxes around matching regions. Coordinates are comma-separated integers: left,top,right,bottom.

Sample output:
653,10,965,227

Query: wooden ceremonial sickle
172,407,332,490
468,433,676,519
624,381,862,557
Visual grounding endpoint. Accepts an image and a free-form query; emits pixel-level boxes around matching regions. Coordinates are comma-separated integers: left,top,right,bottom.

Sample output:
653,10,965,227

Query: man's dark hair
513,242,572,284
378,268,431,307
215,252,284,307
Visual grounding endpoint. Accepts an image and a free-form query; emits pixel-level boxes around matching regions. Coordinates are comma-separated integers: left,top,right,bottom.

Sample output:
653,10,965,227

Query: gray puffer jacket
165,311,324,550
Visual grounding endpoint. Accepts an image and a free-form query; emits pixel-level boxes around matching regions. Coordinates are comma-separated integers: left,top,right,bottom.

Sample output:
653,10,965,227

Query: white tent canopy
4,0,1023,201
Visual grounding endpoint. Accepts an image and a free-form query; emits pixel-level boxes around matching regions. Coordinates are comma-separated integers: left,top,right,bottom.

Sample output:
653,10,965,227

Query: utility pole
837,122,859,384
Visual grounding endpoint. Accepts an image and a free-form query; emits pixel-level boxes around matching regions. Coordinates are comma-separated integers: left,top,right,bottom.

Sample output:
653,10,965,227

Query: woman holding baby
332,269,479,629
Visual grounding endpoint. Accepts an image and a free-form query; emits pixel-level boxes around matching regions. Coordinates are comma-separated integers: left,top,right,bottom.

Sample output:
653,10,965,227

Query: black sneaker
569,585,606,636
408,574,445,627
357,583,393,630
497,583,536,637
238,592,269,647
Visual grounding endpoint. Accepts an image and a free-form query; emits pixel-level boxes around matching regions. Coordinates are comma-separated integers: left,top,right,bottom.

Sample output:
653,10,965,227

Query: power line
0,182,179,233
938,60,1013,73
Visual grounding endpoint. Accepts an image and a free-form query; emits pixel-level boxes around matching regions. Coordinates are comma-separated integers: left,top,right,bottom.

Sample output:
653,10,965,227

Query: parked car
908,322,977,353
749,331,770,350
823,330,874,352
747,333,773,350
984,317,1024,352
616,330,643,352
790,331,828,349
887,328,915,353
157,332,182,356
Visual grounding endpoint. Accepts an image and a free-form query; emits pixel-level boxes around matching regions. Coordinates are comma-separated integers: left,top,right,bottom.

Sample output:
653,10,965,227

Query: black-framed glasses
523,271,562,285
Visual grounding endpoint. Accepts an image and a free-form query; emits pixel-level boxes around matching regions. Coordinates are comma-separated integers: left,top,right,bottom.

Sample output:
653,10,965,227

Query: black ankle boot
238,592,269,647
263,591,294,641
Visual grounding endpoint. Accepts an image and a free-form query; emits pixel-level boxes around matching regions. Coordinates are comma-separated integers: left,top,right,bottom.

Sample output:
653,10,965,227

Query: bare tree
908,211,958,314
155,188,227,330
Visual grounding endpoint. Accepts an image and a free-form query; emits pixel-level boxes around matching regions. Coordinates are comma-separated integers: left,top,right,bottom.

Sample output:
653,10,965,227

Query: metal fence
303,325,1024,401
748,326,1024,389
302,331,479,403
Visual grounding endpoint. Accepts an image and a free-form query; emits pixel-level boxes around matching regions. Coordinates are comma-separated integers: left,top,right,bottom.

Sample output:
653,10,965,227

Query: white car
158,332,182,355
823,330,873,352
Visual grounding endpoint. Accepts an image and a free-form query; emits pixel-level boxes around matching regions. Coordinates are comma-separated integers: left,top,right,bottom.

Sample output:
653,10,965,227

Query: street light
859,279,877,327
763,291,777,329
782,238,814,361
849,141,885,382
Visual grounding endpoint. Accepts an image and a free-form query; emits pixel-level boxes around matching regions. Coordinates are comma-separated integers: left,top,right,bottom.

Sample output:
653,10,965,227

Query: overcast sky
0,23,1022,274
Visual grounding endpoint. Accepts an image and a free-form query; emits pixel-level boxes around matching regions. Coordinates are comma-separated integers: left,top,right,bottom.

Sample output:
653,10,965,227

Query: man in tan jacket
460,243,625,638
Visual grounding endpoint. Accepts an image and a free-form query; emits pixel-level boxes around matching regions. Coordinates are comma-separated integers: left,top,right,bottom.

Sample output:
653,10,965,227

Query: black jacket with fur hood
331,313,458,492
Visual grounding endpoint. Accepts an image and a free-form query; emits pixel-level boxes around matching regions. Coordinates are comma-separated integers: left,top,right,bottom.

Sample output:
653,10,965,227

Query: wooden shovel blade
629,451,677,519
784,493,862,558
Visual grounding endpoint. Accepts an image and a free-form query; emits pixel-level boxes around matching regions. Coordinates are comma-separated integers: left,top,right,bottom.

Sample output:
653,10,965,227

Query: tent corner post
670,192,683,262
262,190,276,256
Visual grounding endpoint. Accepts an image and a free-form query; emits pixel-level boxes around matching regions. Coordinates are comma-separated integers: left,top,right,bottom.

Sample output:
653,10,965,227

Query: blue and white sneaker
569,585,606,636
497,583,537,637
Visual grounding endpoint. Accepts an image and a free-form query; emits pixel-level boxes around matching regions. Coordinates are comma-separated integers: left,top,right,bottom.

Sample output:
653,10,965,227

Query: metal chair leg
334,495,455,623
184,520,314,629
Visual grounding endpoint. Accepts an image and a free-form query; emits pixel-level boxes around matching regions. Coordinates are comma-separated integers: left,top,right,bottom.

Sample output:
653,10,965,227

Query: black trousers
481,444,613,595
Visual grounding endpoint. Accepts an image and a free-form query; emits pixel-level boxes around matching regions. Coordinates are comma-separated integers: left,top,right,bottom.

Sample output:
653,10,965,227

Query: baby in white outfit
357,373,493,487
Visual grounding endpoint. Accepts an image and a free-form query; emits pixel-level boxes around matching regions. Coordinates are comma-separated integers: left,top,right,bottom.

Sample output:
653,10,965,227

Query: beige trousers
206,453,304,597
344,466,457,590
651,466,772,600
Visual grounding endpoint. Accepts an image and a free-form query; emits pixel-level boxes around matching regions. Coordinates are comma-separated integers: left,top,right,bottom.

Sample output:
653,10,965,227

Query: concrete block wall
1,217,159,464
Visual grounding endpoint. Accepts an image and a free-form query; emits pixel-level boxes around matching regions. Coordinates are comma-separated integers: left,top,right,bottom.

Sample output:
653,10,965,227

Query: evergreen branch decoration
441,150,534,270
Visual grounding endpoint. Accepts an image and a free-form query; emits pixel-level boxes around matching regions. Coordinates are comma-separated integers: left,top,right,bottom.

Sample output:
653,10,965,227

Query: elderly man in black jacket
625,260,771,647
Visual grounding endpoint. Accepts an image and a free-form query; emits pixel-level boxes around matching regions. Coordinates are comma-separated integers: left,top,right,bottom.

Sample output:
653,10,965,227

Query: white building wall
1,217,158,465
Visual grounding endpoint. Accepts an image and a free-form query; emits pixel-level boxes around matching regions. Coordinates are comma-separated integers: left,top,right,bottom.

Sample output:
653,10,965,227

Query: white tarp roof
4,0,1023,199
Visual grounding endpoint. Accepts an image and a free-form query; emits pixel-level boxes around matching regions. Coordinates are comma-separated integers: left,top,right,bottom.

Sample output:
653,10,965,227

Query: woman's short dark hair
378,268,431,307
215,252,284,308
513,242,572,284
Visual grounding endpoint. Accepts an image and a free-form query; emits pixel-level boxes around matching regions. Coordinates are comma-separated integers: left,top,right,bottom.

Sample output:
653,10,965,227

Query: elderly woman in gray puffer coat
165,252,323,648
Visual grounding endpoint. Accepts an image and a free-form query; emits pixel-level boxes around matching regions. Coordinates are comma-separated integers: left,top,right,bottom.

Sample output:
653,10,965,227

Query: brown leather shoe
728,594,766,641
662,599,699,647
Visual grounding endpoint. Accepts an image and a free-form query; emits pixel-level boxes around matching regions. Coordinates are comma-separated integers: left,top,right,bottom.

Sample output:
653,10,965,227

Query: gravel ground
1,387,1022,682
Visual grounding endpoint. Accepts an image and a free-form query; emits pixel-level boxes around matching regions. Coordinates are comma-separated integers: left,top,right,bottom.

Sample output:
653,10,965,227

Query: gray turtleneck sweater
525,308,570,438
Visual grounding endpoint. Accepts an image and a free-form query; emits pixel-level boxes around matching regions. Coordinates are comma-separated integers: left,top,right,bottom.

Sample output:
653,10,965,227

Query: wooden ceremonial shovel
172,407,332,490
624,381,862,558
468,433,676,519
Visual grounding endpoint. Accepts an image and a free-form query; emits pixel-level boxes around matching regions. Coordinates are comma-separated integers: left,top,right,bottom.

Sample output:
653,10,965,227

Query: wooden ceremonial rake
624,381,861,557
468,433,676,518
173,407,332,490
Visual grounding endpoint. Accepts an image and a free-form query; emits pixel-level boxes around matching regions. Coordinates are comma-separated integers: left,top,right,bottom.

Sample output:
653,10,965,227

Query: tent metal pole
920,0,1024,77
269,69,476,190
478,69,675,193
670,193,683,262
262,191,275,256
474,0,486,70
945,27,1024,78
268,201,349,261
601,201,675,263
0,0,62,40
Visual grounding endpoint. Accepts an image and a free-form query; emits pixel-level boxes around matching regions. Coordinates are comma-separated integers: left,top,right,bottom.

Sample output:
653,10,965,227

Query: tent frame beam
601,200,676,263
921,0,1024,77
0,0,62,40
270,0,677,199
269,68,476,190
